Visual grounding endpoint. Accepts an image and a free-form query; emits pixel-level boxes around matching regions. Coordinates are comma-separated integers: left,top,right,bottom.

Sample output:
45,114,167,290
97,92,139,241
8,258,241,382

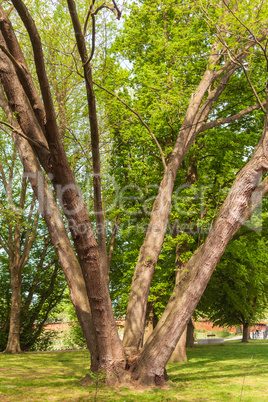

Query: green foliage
0,132,66,351
26,329,59,352
197,231,268,327
104,0,268,321
1,0,268,355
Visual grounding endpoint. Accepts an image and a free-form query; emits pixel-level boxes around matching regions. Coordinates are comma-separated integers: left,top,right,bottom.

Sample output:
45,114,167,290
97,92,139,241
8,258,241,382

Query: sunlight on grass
0,341,268,401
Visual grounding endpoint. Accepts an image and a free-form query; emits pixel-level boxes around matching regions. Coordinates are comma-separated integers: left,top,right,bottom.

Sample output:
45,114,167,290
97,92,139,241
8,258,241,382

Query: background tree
197,230,268,343
0,130,66,352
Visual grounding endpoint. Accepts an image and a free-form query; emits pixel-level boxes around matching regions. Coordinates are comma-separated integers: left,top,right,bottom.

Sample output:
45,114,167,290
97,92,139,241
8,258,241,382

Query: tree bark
123,63,239,352
186,318,195,348
242,323,250,343
66,0,108,281
130,124,268,385
0,12,125,378
4,266,22,353
169,327,187,363
143,302,155,346
0,85,99,369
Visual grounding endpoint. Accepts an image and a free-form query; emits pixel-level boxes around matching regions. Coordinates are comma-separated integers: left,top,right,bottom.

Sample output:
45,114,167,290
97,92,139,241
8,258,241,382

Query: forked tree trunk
130,128,268,385
4,267,22,353
0,14,125,379
123,63,239,352
242,323,250,343
1,0,268,387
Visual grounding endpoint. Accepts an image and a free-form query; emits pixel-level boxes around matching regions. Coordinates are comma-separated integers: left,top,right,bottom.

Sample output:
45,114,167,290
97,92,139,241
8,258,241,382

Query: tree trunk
123,63,238,352
0,84,99,370
67,0,108,281
169,327,187,363
143,302,155,346
242,323,250,343
4,267,22,353
130,126,268,385
186,318,195,348
0,22,125,378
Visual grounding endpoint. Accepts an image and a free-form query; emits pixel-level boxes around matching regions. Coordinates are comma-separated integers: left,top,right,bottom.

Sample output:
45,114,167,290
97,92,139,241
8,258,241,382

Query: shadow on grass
167,340,268,384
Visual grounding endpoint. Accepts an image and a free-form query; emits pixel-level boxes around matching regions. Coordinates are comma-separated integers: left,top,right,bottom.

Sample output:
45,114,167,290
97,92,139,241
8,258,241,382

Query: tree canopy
1,0,268,387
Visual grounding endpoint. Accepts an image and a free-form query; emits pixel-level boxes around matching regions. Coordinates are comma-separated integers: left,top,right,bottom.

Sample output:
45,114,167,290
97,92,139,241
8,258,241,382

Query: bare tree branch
93,80,167,170
198,101,266,133
0,120,49,150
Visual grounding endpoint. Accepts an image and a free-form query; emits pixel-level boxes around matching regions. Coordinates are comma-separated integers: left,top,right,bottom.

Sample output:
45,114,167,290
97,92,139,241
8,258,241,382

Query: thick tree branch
10,0,65,155
198,102,266,133
67,0,109,279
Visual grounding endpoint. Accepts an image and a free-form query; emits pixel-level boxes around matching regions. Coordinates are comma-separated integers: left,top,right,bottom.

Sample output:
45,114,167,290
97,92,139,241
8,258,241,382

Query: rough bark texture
4,266,22,353
143,302,155,346
0,6,125,378
242,323,250,343
169,327,187,363
123,63,238,351
186,318,195,348
130,126,268,385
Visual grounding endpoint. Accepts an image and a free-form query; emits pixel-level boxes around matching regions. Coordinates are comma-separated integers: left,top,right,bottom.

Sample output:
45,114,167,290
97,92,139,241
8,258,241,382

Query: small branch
93,80,167,170
7,5,14,16
111,0,122,19
240,64,266,113
64,124,93,169
0,232,9,255
83,14,96,67
0,43,22,70
83,3,93,36
83,0,122,67
0,120,49,150
93,3,121,19
107,215,119,279
199,102,266,133
232,228,262,241
222,0,268,69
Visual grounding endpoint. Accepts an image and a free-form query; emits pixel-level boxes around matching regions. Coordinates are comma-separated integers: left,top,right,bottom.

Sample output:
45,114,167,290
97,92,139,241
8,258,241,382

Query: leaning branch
198,102,266,133
11,0,61,143
0,121,49,150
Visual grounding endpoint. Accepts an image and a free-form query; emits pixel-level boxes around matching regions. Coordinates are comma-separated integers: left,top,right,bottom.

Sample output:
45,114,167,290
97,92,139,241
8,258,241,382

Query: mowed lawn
0,340,268,401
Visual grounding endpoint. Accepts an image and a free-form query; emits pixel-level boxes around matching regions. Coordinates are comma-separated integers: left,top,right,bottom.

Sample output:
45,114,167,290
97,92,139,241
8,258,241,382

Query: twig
0,120,49,150
92,80,167,170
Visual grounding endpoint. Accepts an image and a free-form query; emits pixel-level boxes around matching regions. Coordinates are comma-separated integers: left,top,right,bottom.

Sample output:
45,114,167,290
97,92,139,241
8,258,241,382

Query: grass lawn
0,340,268,401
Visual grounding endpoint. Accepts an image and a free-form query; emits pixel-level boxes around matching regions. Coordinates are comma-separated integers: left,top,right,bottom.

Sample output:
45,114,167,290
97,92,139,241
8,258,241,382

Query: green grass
194,329,236,339
0,340,268,401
